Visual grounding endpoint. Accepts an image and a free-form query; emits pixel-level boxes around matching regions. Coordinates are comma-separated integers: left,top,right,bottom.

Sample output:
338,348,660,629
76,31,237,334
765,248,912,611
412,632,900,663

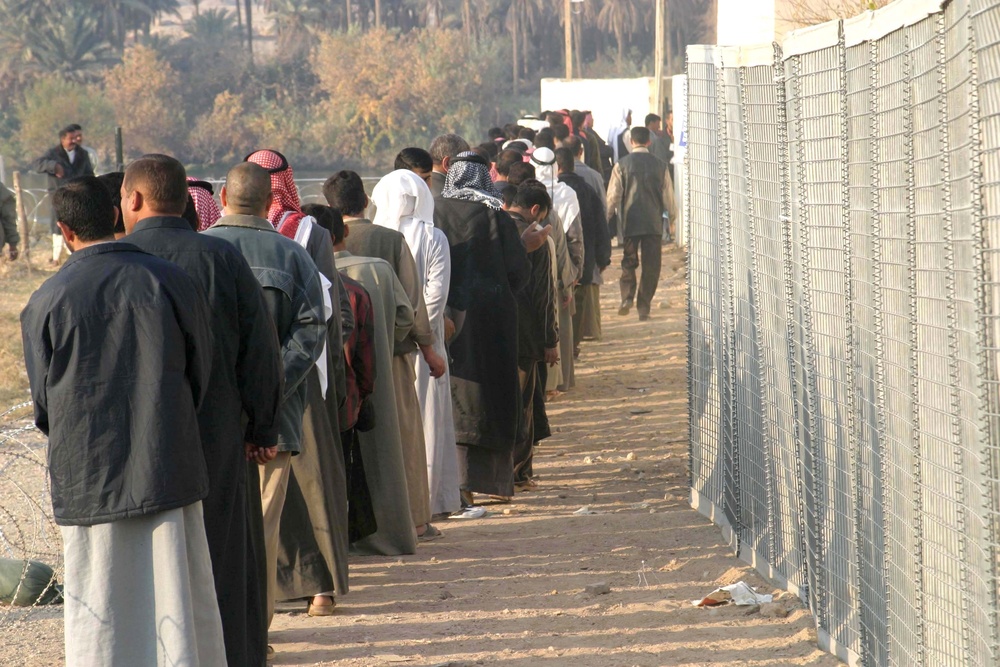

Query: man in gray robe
325,170,446,538
333,216,420,556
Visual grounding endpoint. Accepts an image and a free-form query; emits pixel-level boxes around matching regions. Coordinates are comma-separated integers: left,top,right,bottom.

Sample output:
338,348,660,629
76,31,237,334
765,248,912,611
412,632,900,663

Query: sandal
417,524,444,542
307,595,336,616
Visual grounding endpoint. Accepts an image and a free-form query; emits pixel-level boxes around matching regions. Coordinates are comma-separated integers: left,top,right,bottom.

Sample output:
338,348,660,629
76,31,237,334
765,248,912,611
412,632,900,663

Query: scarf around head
372,169,436,280
245,149,302,227
187,178,221,231
441,152,503,210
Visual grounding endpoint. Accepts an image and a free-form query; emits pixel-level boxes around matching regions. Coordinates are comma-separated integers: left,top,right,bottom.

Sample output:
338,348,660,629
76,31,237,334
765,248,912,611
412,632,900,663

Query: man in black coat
555,147,612,349
122,154,284,667
32,124,95,267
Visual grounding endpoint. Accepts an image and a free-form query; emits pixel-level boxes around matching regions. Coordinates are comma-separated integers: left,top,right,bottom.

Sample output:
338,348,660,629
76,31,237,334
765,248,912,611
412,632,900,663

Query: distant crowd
16,108,676,666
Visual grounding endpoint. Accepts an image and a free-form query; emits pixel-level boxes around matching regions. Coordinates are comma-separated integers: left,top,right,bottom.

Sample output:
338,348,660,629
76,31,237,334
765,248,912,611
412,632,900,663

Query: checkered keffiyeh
246,149,302,226
187,178,221,231
441,152,503,210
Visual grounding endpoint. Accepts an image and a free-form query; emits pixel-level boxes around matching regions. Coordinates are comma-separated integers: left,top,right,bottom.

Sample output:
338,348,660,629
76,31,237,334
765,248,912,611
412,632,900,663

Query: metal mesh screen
686,1,1000,664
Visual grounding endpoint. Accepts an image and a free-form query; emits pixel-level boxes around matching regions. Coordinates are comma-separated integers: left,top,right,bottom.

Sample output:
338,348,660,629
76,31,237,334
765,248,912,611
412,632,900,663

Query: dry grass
0,259,50,408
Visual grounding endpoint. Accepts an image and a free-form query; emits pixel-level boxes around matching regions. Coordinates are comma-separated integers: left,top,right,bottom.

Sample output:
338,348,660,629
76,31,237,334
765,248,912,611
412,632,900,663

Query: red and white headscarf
245,149,306,238
187,178,221,231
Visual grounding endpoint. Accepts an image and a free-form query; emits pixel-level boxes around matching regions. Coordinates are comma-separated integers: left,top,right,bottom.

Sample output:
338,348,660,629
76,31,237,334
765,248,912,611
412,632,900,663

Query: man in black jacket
21,177,225,665
122,154,284,667
555,147,612,350
502,182,558,489
606,127,678,321
32,124,95,267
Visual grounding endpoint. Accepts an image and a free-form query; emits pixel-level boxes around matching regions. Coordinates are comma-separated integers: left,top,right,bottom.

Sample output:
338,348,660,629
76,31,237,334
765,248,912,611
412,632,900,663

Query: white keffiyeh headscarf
372,169,437,277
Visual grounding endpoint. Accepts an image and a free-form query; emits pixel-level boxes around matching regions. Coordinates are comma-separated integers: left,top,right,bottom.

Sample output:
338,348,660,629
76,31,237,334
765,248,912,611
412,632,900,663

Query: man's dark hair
546,112,565,127
630,126,652,146
552,124,570,142
504,123,522,140
394,147,434,173
302,203,344,242
555,147,575,174
500,182,518,208
570,110,586,133
518,127,536,142
534,128,555,151
53,177,115,241
97,172,125,233
510,179,552,212
428,134,470,165
123,154,188,215
59,123,82,138
564,135,584,158
181,194,199,231
487,127,505,142
507,161,536,186
478,141,500,161
496,149,525,177
644,113,662,128
324,170,368,216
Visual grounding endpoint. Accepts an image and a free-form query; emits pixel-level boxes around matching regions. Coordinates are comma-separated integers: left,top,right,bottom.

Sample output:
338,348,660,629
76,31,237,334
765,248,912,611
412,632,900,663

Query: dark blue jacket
21,242,213,526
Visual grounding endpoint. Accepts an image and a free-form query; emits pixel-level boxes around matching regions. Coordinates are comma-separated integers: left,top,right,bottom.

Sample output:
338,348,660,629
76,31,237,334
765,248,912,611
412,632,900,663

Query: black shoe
618,300,631,316
638,313,650,321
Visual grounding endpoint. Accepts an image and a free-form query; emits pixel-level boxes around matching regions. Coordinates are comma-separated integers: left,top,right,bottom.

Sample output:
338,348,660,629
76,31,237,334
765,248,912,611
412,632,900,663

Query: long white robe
373,170,461,516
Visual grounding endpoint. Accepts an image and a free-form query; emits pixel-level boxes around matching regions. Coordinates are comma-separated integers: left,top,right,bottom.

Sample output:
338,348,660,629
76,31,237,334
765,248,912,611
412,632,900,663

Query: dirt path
268,246,841,667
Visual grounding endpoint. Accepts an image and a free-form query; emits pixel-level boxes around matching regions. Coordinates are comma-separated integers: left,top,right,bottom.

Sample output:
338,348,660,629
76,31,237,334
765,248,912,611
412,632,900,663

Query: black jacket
434,196,530,450
21,242,213,526
125,217,283,667
32,145,94,185
559,172,611,285
509,212,558,365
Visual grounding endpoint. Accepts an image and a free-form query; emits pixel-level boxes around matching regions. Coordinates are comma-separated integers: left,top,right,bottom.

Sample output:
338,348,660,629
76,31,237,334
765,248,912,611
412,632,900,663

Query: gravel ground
0,245,842,666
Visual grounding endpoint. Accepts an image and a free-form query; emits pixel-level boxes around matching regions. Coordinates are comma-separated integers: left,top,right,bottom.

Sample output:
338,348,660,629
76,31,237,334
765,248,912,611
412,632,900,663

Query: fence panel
686,0,1000,664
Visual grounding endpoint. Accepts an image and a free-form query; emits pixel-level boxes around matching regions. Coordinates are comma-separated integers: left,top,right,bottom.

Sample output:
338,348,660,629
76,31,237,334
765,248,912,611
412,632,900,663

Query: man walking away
121,154,283,667
32,124,95,267
21,177,224,667
606,126,678,322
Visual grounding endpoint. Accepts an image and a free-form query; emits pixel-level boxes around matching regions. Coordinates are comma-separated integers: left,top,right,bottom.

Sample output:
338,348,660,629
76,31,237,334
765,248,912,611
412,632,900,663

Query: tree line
0,0,717,170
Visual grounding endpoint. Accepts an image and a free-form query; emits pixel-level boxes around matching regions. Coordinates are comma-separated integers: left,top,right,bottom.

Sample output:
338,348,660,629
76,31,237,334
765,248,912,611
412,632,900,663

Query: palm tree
505,0,543,95
22,7,120,81
597,0,640,72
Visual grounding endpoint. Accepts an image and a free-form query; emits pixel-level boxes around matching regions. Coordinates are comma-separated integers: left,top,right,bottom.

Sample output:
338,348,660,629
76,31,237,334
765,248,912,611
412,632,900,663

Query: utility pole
564,0,573,79
653,0,665,115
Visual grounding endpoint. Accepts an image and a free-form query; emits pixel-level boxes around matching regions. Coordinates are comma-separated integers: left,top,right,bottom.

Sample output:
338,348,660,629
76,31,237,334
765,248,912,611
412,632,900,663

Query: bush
103,46,183,157
310,28,506,167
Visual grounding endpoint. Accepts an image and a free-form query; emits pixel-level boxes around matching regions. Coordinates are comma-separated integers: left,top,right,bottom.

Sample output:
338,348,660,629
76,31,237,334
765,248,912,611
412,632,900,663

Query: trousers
620,234,662,316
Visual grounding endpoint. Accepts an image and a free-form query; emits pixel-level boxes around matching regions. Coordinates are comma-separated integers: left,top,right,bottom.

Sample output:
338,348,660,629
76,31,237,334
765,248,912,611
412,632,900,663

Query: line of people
20,109,674,666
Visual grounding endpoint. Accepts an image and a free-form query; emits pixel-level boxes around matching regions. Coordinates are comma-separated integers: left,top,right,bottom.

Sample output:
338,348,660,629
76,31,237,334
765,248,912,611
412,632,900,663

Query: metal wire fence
687,0,1000,664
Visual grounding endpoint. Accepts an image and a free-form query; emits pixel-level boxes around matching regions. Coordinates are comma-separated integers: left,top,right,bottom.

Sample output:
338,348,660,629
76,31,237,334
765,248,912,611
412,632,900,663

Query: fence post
115,127,124,173
12,171,31,271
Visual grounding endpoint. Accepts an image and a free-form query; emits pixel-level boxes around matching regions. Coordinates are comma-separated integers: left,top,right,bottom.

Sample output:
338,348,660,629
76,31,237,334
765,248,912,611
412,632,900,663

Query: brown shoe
7,246,17,261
